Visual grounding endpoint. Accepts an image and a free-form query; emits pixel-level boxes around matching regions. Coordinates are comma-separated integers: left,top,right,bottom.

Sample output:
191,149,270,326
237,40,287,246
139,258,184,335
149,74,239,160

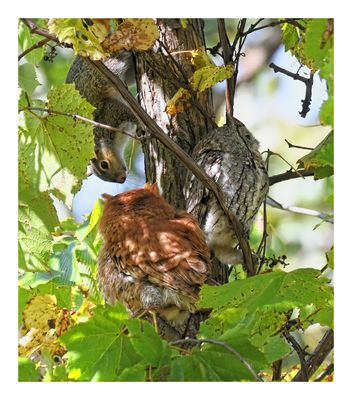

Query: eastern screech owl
97,183,212,337
184,116,269,265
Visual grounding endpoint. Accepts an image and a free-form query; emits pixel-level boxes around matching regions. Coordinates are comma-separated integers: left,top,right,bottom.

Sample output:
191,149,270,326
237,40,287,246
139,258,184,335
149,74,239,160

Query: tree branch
18,37,50,61
284,139,313,151
240,18,305,37
217,19,235,115
292,329,334,381
282,331,309,381
269,62,314,118
169,337,263,382
269,168,315,185
20,19,62,43
231,19,247,112
18,106,138,140
266,196,334,223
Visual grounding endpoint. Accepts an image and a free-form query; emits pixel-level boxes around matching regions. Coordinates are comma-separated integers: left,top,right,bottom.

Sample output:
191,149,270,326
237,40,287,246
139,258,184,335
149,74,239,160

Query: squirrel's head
89,147,127,183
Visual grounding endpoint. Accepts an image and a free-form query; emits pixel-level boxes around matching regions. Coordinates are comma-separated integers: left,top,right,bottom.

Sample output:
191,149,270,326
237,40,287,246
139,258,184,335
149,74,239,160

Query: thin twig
269,168,315,185
170,338,263,382
18,37,50,61
20,19,62,43
282,331,309,381
269,62,314,118
256,152,270,272
266,196,334,223
284,139,314,151
271,360,282,381
217,19,235,115
232,19,247,110
292,329,334,381
266,149,305,179
19,106,138,140
240,18,305,36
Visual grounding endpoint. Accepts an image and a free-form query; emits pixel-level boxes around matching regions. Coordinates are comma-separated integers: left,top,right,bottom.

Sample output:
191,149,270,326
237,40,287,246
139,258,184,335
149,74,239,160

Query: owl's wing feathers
108,210,210,296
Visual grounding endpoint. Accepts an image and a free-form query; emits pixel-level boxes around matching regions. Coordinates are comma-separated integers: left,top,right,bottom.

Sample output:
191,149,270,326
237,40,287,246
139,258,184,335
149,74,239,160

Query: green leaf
18,200,57,272
260,335,291,364
326,246,334,269
18,288,30,327
18,271,61,289
45,84,95,180
60,303,141,381
75,199,103,241
18,21,45,64
49,242,81,285
43,364,69,382
281,23,300,52
169,348,257,382
297,131,333,179
36,281,74,309
199,268,333,340
18,63,40,95
320,96,334,127
126,319,171,368
18,357,40,382
116,362,146,382
304,19,330,70
19,84,95,204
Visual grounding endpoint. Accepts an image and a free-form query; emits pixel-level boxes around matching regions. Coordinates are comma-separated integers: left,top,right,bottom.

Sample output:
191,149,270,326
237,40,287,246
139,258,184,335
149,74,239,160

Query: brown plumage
97,183,211,336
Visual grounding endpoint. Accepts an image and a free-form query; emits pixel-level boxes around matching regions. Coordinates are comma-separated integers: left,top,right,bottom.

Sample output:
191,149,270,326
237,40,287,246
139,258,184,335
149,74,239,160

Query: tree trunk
136,18,214,209
136,18,229,284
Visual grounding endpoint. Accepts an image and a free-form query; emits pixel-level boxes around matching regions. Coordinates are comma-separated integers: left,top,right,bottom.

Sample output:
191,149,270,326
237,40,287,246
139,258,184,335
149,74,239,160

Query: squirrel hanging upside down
66,52,139,183
97,183,213,338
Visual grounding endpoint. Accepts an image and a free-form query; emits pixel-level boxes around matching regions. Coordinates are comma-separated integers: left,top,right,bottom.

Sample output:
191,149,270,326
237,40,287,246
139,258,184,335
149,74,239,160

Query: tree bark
136,18,229,283
136,18,214,209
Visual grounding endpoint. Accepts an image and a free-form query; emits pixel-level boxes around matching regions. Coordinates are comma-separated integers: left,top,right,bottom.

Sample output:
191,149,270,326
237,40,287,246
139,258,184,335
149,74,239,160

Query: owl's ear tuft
144,182,160,195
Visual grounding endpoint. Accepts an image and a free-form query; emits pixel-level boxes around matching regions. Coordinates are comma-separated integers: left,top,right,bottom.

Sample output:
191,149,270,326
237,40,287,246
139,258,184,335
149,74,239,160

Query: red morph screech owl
97,183,212,336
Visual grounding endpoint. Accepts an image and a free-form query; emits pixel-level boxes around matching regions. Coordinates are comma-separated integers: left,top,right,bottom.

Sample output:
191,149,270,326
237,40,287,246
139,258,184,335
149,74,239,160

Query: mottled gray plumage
184,116,269,265
66,52,138,182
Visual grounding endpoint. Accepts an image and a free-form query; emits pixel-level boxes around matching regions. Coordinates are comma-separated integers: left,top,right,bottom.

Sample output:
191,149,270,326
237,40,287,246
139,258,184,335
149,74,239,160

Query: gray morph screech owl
184,115,269,266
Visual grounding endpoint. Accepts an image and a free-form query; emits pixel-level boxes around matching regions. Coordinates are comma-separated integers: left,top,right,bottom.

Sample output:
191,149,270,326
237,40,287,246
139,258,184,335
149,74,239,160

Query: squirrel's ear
101,193,113,202
144,182,160,195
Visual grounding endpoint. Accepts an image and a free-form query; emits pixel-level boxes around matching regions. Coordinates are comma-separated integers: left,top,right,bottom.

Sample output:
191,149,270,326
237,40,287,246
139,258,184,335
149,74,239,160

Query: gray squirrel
66,52,139,183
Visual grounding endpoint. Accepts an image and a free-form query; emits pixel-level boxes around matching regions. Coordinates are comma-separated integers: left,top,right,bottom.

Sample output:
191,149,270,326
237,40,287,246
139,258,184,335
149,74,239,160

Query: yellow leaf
19,294,72,358
191,48,215,69
48,18,109,60
23,294,58,331
180,19,188,29
165,88,191,116
190,64,235,92
102,18,159,52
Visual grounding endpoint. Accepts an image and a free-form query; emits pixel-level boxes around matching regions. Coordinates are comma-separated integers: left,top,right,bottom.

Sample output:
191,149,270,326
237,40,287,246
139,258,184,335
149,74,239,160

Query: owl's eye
100,160,109,170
